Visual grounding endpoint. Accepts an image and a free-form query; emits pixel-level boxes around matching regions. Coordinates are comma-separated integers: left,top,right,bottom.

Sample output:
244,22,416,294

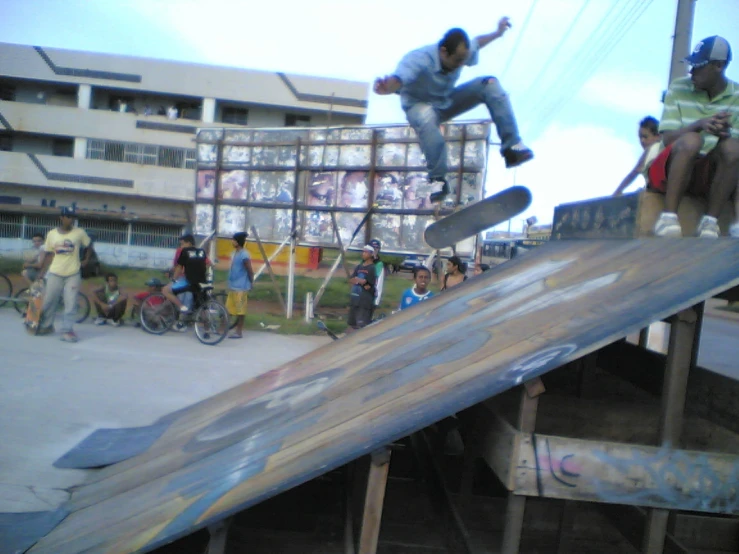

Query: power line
518,0,592,107
524,0,653,137
529,0,654,136
500,0,540,81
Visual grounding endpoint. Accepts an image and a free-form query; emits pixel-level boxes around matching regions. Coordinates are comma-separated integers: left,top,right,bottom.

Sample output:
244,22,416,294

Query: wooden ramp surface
7,239,739,554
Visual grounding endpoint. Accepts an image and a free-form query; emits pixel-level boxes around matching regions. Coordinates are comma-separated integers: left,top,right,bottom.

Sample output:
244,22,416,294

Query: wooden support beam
501,385,540,554
475,402,739,514
357,448,391,554
250,225,286,313
642,305,699,554
205,517,232,554
330,211,353,280
598,504,691,554
343,464,356,554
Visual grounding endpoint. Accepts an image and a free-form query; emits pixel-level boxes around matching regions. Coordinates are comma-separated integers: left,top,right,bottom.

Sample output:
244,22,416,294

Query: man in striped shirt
649,36,739,238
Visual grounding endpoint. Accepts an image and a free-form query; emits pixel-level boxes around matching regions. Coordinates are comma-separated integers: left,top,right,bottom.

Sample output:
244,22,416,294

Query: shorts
171,277,194,295
226,291,248,316
647,143,716,198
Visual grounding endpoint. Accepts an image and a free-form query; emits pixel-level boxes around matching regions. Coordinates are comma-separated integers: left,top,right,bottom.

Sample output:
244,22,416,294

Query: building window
87,138,193,170
104,141,125,162
285,114,311,127
185,148,197,169
52,138,74,157
0,133,12,152
0,85,15,102
87,139,105,160
222,107,248,125
158,147,184,168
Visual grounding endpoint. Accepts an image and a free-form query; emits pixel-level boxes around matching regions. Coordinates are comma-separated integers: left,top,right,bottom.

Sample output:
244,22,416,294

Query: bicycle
0,272,12,308
139,283,229,346
13,286,91,323
213,290,239,330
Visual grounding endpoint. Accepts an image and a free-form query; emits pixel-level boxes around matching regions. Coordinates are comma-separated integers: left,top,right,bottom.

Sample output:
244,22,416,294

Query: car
399,255,425,272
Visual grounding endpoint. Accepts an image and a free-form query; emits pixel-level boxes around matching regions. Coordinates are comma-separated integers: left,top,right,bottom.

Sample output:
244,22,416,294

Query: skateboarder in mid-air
374,17,533,203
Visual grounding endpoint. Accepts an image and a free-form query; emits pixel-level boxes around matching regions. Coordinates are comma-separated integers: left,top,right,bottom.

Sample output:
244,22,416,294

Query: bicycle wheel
214,291,238,330
140,293,177,335
0,273,11,308
193,300,229,345
55,292,90,324
75,292,91,323
14,287,30,315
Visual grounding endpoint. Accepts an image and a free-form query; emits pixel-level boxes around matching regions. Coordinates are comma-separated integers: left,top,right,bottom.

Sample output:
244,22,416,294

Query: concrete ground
0,308,331,513
0,302,737,516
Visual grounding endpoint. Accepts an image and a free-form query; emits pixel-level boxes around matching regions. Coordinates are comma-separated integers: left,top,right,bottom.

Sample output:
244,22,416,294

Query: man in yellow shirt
37,207,93,342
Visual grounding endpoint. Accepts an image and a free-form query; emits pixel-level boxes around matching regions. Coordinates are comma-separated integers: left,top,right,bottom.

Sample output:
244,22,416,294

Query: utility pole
669,0,696,84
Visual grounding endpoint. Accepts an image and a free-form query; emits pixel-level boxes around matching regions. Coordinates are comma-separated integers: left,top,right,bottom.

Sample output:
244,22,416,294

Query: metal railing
0,212,182,248
87,139,196,170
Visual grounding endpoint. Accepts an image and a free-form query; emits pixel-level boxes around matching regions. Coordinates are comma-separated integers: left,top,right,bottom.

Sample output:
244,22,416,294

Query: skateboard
424,186,532,250
316,320,340,341
24,280,45,335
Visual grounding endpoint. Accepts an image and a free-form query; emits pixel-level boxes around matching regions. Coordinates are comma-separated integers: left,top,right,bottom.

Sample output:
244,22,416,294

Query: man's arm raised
475,17,512,49
373,76,402,95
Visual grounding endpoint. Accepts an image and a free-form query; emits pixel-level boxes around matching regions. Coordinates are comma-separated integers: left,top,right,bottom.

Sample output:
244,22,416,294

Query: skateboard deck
24,280,45,335
316,320,340,341
424,186,532,250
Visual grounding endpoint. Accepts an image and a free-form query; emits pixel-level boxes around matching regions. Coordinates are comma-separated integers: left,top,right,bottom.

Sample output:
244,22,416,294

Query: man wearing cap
368,238,384,315
226,232,254,339
37,207,93,342
347,245,378,330
650,36,739,238
374,19,533,203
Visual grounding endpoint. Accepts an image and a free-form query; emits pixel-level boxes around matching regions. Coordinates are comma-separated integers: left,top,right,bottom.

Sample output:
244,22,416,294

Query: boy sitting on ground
93,272,128,326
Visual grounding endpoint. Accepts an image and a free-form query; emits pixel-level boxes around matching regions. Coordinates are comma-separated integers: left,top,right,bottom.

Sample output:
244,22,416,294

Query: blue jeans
404,77,521,181
40,272,81,333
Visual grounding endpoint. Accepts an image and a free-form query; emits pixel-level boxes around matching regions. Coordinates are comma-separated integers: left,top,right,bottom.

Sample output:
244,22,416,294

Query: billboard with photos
195,121,490,254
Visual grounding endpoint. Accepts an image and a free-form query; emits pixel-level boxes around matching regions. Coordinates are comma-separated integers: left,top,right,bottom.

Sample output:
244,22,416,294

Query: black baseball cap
60,206,76,217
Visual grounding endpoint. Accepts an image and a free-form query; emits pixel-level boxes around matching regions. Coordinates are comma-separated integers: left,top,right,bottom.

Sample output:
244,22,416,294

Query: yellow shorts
225,291,249,316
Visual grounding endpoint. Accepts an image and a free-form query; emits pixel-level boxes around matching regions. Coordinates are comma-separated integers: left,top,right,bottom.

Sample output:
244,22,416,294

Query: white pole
305,292,313,322
286,236,296,319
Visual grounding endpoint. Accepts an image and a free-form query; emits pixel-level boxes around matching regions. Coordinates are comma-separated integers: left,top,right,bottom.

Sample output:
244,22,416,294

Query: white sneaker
729,222,739,238
696,215,720,238
179,305,189,313
94,317,107,325
111,319,122,327
654,212,682,237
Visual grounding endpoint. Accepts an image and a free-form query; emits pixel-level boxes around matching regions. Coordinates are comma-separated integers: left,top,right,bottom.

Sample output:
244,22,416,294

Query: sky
1,0,738,231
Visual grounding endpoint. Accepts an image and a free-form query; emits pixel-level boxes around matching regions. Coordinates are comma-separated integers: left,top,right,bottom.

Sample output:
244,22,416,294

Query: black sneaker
429,179,450,203
503,142,534,168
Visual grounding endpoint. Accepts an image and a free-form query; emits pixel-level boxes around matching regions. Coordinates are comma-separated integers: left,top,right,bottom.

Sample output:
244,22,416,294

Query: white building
0,42,368,265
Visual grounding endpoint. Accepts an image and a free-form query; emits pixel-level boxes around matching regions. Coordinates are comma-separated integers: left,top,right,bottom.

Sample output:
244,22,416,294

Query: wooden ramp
7,239,739,554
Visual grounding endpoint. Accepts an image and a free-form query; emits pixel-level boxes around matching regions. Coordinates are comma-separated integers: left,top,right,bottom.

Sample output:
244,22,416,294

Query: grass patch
1,258,440,334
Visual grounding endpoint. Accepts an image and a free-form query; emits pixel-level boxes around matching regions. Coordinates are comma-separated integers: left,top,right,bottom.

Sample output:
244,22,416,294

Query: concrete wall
0,151,195,202
0,42,368,118
0,183,191,219
0,237,174,269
